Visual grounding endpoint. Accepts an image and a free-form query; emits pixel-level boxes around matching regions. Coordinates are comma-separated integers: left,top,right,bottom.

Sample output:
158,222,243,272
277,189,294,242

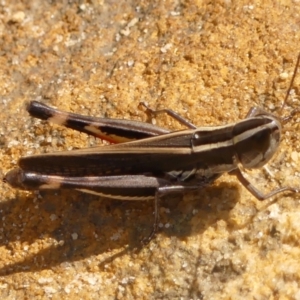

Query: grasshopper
4,55,300,242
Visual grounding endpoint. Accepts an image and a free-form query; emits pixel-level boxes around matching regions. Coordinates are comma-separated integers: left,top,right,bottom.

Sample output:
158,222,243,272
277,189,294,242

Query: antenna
280,53,300,112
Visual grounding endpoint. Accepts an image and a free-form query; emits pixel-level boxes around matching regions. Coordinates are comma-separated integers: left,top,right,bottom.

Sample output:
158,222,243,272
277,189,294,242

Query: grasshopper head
233,115,281,169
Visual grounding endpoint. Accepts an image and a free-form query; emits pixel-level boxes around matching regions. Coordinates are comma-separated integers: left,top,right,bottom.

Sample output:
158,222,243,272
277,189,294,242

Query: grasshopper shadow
0,182,240,276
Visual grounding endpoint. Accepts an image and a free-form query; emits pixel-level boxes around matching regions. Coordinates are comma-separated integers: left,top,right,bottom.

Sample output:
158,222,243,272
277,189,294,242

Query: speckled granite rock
1,0,300,299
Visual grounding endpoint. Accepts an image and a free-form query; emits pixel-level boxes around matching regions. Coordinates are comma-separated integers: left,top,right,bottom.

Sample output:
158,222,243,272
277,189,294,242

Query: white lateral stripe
77,189,154,200
192,122,275,153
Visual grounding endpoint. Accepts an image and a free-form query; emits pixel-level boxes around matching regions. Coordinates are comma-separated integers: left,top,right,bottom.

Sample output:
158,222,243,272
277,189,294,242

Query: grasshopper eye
233,119,281,169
